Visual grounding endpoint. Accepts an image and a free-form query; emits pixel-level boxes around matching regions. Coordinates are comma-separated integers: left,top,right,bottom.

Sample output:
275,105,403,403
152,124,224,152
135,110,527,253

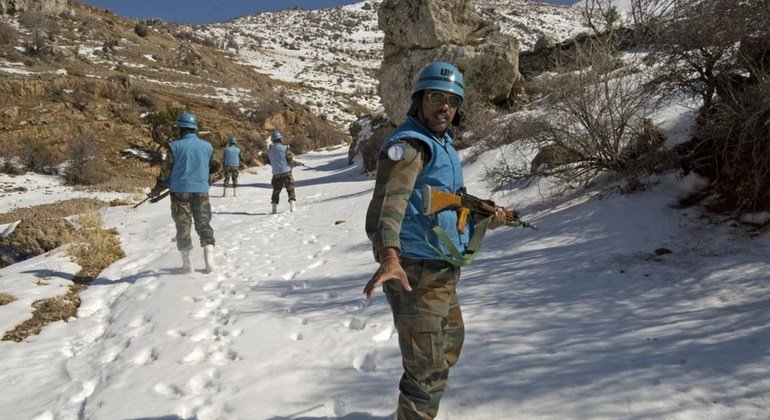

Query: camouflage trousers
271,172,296,204
170,192,215,251
384,258,464,420
222,166,240,187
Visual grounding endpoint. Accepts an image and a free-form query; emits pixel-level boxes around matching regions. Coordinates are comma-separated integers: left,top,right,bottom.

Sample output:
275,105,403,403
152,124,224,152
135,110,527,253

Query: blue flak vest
380,116,472,260
267,143,292,175
223,145,241,168
168,133,214,193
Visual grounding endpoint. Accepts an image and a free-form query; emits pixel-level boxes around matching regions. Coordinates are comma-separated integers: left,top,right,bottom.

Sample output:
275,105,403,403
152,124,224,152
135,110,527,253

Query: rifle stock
421,185,538,231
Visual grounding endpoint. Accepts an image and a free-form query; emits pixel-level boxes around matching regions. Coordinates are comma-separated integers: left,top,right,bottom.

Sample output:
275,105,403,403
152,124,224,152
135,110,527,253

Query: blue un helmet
412,62,465,102
271,130,283,142
174,112,198,130
229,136,237,145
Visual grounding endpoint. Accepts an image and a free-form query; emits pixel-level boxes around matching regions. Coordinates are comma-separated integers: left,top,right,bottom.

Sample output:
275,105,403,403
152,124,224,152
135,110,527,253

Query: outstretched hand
363,256,411,299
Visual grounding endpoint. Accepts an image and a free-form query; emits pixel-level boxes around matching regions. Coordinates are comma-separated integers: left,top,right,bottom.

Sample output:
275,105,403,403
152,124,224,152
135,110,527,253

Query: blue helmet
412,62,465,101
229,136,237,145
271,130,282,142
174,112,198,129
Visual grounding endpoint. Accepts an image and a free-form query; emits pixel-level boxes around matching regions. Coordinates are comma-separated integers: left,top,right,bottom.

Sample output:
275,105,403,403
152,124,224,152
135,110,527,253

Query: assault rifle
421,185,538,233
132,189,170,209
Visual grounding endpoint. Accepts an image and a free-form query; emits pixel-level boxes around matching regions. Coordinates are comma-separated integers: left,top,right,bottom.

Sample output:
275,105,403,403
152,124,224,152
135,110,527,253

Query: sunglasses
426,91,463,108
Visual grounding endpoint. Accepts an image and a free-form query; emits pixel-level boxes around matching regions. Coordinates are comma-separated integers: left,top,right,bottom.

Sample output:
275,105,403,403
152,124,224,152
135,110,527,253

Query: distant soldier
266,130,297,214
222,136,243,197
363,62,506,418
149,112,219,273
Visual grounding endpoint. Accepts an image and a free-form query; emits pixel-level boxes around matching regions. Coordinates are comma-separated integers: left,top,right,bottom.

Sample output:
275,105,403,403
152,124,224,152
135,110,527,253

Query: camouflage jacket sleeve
365,139,425,261
154,145,174,190
286,147,295,167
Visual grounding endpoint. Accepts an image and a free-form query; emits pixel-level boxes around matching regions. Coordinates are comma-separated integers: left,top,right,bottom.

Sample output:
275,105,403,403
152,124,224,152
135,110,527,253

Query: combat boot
180,250,193,273
203,245,216,273
233,187,238,197
289,200,296,212
272,203,278,214
222,186,227,197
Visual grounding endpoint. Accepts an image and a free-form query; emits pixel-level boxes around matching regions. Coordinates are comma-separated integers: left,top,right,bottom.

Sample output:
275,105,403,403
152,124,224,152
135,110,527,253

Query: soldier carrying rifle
148,112,220,274
363,62,536,419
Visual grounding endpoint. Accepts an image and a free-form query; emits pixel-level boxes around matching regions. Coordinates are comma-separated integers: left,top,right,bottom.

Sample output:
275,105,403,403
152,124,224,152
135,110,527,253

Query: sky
1,140,769,418
77,0,579,24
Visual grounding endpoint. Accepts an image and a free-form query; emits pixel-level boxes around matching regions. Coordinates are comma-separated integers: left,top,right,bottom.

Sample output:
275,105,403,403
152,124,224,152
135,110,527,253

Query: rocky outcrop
0,0,67,15
347,111,394,172
377,0,522,123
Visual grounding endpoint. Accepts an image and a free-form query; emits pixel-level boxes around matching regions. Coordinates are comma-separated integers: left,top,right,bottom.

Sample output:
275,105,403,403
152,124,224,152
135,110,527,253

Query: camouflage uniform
366,140,464,419
156,145,217,251
271,172,296,204
223,166,240,187
267,144,297,204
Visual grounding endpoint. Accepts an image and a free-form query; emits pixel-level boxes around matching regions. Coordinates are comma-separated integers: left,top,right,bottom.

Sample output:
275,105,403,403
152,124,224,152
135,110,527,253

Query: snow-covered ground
1,143,768,419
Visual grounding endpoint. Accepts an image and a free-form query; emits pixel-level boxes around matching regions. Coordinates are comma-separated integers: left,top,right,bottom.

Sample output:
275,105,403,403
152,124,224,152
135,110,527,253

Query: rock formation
377,0,522,123
0,0,67,15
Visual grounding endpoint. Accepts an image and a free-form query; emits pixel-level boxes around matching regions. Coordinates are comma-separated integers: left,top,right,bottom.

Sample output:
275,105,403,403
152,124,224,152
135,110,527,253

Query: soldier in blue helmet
266,130,297,214
363,62,506,418
222,136,243,197
149,112,219,273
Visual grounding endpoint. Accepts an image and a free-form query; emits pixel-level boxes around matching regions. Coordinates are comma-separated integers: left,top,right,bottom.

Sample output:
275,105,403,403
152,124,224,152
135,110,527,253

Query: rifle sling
423,215,494,267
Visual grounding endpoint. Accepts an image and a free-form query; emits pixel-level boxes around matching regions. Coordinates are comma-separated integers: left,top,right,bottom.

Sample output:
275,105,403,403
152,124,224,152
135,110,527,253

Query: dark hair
178,127,196,136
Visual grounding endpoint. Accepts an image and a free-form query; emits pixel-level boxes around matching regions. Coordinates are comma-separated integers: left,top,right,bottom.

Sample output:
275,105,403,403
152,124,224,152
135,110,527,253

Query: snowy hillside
196,0,588,127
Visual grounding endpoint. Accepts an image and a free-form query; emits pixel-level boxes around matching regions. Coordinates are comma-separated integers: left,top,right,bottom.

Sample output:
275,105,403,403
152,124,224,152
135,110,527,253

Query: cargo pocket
395,315,443,368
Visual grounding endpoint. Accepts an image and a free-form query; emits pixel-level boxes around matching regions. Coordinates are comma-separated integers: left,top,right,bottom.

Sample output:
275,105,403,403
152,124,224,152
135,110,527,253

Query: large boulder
377,0,522,123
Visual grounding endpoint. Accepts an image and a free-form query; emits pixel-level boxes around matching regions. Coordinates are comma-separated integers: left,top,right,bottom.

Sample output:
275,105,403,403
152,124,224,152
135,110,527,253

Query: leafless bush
0,21,19,46
63,136,111,185
0,148,23,175
647,0,765,114
683,77,770,212
20,137,60,175
486,35,662,190
134,22,149,38
456,88,501,151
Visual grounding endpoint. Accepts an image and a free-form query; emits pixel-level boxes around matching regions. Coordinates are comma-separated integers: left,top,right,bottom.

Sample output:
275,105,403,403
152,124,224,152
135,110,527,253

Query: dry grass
67,212,126,281
0,292,16,306
2,284,86,342
1,212,126,342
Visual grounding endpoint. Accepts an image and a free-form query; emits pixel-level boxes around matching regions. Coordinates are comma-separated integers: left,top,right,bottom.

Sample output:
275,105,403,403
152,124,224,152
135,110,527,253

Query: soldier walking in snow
149,112,219,273
364,62,506,419
222,136,243,197
266,130,297,214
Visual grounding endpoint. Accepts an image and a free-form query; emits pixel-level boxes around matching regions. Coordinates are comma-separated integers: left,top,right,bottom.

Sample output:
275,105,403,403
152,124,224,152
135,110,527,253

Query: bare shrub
63,136,111,185
0,21,19,45
134,22,149,38
20,137,60,175
648,0,765,114
0,148,24,175
486,35,662,189
249,99,283,125
682,77,770,212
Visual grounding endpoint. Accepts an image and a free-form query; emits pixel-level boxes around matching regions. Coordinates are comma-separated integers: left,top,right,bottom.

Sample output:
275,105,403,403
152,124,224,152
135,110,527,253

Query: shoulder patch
387,142,407,161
